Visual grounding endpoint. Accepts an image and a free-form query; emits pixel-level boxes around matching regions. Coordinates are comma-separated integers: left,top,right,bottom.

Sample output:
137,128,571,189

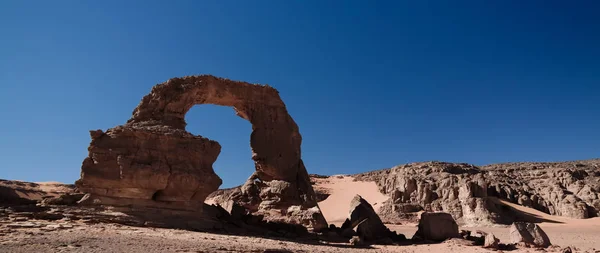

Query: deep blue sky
1,1,599,188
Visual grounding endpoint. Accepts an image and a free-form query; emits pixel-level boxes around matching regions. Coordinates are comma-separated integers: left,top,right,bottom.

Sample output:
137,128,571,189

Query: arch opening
185,104,254,189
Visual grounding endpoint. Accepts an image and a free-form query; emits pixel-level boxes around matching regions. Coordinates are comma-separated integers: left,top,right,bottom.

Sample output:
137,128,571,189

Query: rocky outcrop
354,162,511,225
483,161,600,219
354,160,600,225
509,222,551,248
346,195,394,241
75,75,327,231
0,180,76,206
412,212,460,241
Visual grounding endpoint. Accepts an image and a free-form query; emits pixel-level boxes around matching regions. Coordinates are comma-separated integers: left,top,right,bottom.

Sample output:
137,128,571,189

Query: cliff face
353,160,600,225
75,75,327,231
482,160,600,218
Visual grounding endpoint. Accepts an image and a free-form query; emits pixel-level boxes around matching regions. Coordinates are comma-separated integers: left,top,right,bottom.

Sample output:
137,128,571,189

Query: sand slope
314,175,389,225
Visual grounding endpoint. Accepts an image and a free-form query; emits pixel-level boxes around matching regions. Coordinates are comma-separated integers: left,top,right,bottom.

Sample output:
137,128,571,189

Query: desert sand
2,176,599,252
314,175,600,251
315,175,390,225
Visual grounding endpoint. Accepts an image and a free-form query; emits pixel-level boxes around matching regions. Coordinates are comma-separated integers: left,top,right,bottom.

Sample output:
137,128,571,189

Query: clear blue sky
1,1,599,188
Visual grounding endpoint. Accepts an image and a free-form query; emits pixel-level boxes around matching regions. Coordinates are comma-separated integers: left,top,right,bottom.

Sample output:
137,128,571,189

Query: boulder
509,222,551,248
483,233,499,249
347,195,394,241
413,212,460,241
221,200,245,220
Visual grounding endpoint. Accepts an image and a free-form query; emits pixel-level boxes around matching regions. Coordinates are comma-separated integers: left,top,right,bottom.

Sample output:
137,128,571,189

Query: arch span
76,75,327,231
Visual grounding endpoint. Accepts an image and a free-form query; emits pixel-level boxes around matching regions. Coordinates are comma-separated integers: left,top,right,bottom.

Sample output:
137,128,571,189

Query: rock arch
76,75,327,231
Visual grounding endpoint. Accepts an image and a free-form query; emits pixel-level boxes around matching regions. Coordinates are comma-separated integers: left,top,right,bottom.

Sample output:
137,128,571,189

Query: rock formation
412,212,460,241
483,232,499,249
344,195,397,241
353,160,600,225
509,222,551,248
75,75,327,231
354,162,511,225
484,161,600,219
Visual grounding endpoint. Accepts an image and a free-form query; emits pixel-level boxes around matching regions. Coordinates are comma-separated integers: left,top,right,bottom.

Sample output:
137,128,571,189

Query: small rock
7,222,42,228
561,246,572,253
12,217,28,222
470,230,486,238
349,236,363,246
60,224,74,229
483,233,499,249
41,193,86,206
460,230,471,239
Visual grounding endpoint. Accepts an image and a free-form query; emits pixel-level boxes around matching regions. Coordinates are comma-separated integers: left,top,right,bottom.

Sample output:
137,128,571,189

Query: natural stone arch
76,75,327,231
128,76,304,183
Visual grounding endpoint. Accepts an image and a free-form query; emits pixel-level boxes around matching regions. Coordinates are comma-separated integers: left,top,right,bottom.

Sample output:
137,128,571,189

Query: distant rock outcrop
353,160,600,225
75,75,327,231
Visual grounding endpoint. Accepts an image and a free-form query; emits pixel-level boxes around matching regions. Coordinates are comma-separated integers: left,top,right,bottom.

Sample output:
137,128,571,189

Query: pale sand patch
35,181,74,194
315,175,389,225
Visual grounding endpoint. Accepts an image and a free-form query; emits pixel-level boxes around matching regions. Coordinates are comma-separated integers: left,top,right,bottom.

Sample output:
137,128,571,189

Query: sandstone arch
76,75,327,231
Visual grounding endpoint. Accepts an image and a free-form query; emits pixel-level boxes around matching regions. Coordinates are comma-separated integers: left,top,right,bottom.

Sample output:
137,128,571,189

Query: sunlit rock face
76,75,327,231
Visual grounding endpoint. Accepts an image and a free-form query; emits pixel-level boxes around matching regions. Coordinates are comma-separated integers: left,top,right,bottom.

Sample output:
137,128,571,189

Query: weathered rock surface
483,232,499,249
346,195,395,241
509,222,551,248
221,200,246,220
0,179,76,206
413,212,460,241
41,193,86,206
75,75,327,231
353,160,600,225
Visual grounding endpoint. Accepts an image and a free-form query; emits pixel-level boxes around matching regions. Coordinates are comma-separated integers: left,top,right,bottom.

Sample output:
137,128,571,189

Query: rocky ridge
353,159,600,225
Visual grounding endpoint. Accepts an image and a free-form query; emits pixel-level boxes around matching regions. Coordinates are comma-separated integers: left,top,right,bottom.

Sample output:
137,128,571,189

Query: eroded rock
509,222,551,248
75,75,327,231
483,233,499,249
41,193,86,206
353,160,600,225
413,212,460,241
347,195,391,241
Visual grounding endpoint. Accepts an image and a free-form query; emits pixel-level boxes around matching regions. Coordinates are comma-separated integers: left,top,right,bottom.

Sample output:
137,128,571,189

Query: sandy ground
2,177,598,252
314,175,600,251
315,175,390,225
0,220,547,253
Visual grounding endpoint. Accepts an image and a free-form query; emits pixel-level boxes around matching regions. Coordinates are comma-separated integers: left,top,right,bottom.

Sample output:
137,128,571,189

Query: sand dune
314,175,390,225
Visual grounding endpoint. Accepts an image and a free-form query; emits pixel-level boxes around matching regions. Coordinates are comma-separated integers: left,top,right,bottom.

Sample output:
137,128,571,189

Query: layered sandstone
353,159,600,225
75,75,327,231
